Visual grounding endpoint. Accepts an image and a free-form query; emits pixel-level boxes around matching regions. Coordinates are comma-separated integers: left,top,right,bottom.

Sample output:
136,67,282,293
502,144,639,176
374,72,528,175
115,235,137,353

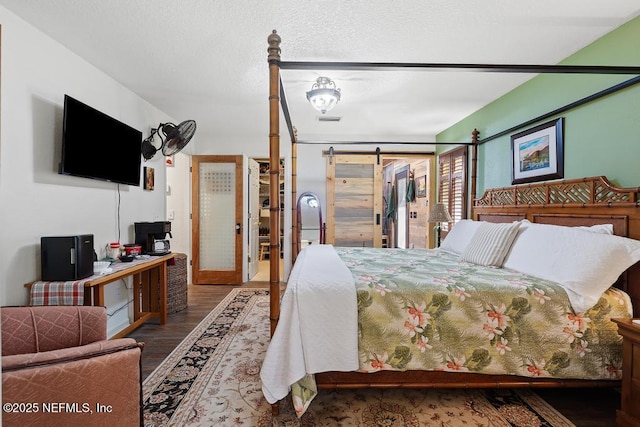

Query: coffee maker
134,221,172,255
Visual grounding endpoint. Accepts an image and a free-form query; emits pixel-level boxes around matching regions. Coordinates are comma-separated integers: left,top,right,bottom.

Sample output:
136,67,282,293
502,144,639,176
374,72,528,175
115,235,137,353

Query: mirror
297,192,324,252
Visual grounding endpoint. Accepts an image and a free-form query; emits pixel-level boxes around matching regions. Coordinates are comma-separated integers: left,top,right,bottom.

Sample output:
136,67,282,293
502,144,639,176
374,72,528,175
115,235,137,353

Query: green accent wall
437,16,640,197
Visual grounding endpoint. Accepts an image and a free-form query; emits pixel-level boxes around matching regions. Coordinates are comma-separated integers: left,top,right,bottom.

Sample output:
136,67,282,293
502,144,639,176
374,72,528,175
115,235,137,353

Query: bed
261,176,640,415
262,32,640,416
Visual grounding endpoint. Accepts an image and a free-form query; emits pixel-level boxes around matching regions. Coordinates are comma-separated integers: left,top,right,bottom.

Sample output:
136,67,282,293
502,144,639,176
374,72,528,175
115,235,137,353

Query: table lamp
428,203,453,247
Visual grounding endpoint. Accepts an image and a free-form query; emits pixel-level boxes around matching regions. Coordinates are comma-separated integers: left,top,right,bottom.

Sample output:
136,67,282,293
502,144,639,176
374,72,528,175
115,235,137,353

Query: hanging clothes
386,184,396,220
406,175,416,203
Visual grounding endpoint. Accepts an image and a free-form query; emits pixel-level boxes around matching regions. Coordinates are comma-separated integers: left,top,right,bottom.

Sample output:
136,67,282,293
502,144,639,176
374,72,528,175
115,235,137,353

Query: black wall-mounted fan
141,120,197,161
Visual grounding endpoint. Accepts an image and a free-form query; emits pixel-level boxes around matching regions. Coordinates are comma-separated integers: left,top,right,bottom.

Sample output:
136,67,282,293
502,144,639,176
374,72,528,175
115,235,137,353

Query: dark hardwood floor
128,282,620,426
127,282,270,379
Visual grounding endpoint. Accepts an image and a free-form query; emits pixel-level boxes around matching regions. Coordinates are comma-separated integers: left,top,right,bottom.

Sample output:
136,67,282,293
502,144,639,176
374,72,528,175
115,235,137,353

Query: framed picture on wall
144,166,155,190
416,175,427,197
511,117,564,185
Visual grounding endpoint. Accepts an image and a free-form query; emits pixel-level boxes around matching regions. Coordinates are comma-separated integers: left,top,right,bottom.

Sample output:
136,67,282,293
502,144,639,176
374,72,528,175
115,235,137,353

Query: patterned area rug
143,289,575,426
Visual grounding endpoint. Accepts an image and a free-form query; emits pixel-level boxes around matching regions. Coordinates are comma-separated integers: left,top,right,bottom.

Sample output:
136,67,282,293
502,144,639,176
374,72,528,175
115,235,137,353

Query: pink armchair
2,306,144,426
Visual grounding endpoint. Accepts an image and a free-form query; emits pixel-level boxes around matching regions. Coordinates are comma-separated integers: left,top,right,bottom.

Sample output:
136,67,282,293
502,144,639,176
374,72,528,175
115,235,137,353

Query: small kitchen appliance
41,234,94,281
134,221,172,255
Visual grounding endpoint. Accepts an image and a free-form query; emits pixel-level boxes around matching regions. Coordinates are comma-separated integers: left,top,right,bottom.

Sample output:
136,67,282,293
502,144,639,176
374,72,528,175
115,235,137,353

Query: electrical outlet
168,210,175,220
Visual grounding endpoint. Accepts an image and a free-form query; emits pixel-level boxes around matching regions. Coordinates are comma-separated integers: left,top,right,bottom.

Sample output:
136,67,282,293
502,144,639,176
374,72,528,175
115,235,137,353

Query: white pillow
439,219,482,255
460,221,521,267
503,222,640,313
521,219,614,235
576,224,614,234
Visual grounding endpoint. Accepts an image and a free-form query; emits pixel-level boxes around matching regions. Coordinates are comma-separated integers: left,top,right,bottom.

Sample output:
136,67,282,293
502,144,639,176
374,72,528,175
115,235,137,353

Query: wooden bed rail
315,370,618,390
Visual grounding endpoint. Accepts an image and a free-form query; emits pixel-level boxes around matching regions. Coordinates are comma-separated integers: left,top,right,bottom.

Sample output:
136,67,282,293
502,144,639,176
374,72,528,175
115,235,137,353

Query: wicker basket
166,253,188,313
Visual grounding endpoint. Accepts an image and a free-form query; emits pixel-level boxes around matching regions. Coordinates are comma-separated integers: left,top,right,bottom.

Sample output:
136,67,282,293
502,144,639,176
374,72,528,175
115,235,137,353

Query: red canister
123,244,142,256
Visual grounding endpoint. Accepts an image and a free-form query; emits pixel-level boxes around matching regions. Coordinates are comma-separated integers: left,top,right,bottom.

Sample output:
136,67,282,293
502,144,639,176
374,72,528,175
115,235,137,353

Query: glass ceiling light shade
306,76,341,114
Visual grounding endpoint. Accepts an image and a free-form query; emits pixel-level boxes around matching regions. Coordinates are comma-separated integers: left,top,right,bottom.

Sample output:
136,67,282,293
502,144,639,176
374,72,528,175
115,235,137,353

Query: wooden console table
26,254,176,338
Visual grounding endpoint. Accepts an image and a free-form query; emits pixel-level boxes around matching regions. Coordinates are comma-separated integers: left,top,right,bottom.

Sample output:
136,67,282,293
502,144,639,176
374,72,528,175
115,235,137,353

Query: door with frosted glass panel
326,154,382,247
192,155,243,284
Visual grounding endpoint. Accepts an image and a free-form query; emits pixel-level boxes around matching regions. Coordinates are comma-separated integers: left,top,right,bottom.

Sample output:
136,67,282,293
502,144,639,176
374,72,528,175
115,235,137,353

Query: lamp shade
427,203,453,223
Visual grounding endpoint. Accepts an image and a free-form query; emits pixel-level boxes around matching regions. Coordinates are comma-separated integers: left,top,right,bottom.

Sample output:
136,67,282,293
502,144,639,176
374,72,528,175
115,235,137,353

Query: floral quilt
288,246,632,416
336,247,631,380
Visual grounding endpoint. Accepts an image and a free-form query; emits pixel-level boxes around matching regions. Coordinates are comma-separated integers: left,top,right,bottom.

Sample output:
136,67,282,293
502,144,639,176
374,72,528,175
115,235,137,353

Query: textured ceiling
2,0,640,149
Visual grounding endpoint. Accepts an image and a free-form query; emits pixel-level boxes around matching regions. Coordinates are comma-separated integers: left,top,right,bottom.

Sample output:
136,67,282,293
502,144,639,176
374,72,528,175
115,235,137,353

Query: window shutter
437,146,467,233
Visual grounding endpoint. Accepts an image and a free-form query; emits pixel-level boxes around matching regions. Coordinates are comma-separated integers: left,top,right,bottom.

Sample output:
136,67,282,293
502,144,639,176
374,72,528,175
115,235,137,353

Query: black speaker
41,234,94,281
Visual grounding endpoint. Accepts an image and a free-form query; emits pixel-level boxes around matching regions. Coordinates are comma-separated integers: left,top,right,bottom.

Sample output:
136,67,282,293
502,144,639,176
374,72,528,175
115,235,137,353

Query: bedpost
292,130,299,262
470,129,479,219
267,29,281,337
267,29,282,417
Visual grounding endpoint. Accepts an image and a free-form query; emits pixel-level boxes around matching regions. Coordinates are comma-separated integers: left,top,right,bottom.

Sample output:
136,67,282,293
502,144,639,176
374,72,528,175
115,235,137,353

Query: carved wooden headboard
473,176,640,314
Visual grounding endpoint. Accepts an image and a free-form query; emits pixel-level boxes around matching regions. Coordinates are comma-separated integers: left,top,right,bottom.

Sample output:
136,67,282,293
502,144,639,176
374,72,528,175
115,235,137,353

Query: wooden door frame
191,155,244,284
247,158,260,281
394,165,410,248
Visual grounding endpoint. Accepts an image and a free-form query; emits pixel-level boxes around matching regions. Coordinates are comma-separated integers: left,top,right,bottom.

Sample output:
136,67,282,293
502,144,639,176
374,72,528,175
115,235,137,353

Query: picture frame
511,117,564,185
144,166,155,190
415,175,427,198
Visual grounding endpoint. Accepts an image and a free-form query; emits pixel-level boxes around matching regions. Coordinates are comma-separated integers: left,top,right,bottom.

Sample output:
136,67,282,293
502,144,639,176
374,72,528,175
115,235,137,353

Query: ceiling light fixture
306,76,341,114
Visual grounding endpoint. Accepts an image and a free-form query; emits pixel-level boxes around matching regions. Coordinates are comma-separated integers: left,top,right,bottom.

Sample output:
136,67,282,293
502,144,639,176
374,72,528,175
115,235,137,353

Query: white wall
166,152,192,284
296,144,329,229
1,5,435,323
0,7,177,336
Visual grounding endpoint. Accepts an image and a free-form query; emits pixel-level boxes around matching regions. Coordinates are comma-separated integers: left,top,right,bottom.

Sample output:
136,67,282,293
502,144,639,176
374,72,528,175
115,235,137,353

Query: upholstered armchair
1,306,144,426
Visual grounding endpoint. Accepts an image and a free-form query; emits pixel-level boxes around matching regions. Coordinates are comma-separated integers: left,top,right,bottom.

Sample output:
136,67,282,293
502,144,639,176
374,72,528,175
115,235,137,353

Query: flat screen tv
60,94,142,186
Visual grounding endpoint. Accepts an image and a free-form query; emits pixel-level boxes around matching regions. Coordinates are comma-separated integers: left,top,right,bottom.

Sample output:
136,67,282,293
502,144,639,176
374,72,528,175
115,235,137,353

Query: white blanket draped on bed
260,244,358,404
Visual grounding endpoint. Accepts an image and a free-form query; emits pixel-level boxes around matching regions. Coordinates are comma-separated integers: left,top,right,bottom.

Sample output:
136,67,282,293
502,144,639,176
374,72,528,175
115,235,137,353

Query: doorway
394,165,410,248
324,153,432,249
247,158,260,281
326,153,435,248
382,156,434,249
191,155,243,284
250,158,284,282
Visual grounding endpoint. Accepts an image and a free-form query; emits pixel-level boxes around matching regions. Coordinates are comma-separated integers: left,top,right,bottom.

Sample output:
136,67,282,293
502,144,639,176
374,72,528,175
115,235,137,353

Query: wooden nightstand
612,318,640,427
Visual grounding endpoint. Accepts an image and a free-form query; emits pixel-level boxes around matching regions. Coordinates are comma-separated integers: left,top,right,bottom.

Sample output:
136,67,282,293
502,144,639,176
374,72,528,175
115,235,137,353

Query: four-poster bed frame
266,29,640,410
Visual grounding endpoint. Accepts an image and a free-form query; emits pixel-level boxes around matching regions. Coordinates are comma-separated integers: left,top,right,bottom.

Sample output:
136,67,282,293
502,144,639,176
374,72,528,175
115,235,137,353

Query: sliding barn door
192,155,243,284
326,154,383,247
